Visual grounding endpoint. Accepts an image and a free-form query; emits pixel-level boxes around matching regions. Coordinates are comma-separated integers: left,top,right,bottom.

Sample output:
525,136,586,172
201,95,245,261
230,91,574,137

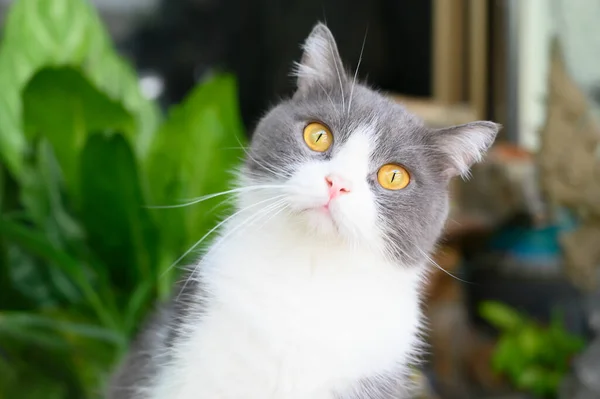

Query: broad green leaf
0,1,253,396
22,67,134,193
79,133,158,299
144,73,246,296
0,0,159,179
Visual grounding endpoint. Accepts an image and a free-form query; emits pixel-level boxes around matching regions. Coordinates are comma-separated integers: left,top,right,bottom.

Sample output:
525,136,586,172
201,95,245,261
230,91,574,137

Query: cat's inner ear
294,23,347,94
430,121,501,178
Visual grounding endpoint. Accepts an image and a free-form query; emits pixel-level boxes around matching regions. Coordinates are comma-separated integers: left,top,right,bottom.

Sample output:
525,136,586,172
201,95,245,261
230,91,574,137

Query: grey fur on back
107,278,202,399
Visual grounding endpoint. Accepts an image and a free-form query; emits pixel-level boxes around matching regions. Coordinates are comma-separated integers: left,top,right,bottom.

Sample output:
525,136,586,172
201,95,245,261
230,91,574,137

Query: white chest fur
150,221,424,399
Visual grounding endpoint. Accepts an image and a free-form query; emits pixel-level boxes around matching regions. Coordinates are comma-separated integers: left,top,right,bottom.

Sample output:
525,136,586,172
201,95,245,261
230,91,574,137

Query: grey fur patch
106,275,206,399
106,306,170,399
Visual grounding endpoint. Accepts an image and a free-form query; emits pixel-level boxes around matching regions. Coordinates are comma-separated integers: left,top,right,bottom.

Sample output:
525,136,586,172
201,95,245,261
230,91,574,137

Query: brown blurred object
464,333,506,393
422,139,539,398
425,245,470,398
388,0,491,130
538,39,600,291
452,143,545,228
389,94,479,128
422,151,536,397
424,245,505,398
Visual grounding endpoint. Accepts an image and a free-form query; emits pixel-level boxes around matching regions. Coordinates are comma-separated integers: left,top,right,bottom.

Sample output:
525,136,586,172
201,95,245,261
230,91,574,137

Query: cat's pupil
390,172,397,183
315,132,324,143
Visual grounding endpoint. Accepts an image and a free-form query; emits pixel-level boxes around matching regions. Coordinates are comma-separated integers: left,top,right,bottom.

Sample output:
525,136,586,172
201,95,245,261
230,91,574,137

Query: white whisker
235,135,290,179
179,198,288,298
162,194,286,280
253,202,289,233
348,27,368,117
204,195,235,216
328,39,346,115
221,146,250,151
146,185,285,209
207,199,288,258
316,81,337,112
206,203,288,267
416,246,472,284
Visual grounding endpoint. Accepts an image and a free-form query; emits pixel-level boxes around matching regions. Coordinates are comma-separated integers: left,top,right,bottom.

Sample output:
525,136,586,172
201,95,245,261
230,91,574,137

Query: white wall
517,0,600,152
517,0,554,152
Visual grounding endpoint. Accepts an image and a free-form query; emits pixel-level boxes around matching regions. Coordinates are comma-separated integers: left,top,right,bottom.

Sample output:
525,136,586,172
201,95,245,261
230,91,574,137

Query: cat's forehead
291,83,428,156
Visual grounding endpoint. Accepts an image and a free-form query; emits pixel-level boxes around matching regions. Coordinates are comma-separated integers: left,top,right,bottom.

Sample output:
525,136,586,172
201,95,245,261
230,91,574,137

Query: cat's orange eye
303,122,332,152
377,164,410,190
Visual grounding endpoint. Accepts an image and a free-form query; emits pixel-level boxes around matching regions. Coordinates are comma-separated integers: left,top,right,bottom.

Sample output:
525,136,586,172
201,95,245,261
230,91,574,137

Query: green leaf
5,243,70,308
22,67,134,193
0,320,71,351
0,311,124,346
515,365,552,396
0,328,89,398
486,303,586,397
516,324,545,361
0,218,118,329
123,280,153,336
18,139,85,242
492,335,526,376
144,73,246,297
479,300,525,331
0,0,159,179
79,133,158,298
8,140,95,307
0,164,4,211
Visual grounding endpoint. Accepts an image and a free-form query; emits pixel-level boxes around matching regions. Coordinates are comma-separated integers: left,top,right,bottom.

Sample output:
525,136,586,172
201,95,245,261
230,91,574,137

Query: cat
107,23,499,399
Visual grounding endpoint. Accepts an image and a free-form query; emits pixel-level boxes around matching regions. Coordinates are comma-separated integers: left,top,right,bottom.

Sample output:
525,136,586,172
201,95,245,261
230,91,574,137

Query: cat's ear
293,23,347,94
429,121,501,178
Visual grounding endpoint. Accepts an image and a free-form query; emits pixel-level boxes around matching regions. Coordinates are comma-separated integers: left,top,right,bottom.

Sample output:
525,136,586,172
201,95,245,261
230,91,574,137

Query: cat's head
240,23,499,264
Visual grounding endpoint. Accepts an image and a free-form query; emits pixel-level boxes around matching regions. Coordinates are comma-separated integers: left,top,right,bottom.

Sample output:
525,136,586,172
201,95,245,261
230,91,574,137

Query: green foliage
0,0,158,178
0,0,246,397
479,301,586,398
145,74,247,296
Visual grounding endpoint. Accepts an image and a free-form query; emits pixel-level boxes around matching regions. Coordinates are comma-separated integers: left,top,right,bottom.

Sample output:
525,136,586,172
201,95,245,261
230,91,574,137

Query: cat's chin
296,203,349,239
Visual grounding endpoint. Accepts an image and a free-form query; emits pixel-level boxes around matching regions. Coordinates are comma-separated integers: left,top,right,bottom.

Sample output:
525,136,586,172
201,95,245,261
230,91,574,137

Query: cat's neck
200,211,426,283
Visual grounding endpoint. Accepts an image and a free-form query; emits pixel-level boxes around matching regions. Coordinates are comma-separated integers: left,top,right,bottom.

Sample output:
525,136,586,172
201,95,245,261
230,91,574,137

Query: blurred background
0,0,599,398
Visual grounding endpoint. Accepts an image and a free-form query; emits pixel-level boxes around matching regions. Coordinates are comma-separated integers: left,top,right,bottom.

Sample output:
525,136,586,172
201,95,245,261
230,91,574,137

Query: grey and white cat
108,23,499,399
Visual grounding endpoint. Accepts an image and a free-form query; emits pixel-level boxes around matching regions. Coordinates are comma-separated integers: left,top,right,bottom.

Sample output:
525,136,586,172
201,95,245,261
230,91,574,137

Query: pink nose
325,175,351,200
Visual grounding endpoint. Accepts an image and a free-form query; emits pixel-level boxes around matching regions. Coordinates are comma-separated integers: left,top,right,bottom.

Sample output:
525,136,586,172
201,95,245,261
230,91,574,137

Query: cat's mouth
296,200,344,235
298,196,341,215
